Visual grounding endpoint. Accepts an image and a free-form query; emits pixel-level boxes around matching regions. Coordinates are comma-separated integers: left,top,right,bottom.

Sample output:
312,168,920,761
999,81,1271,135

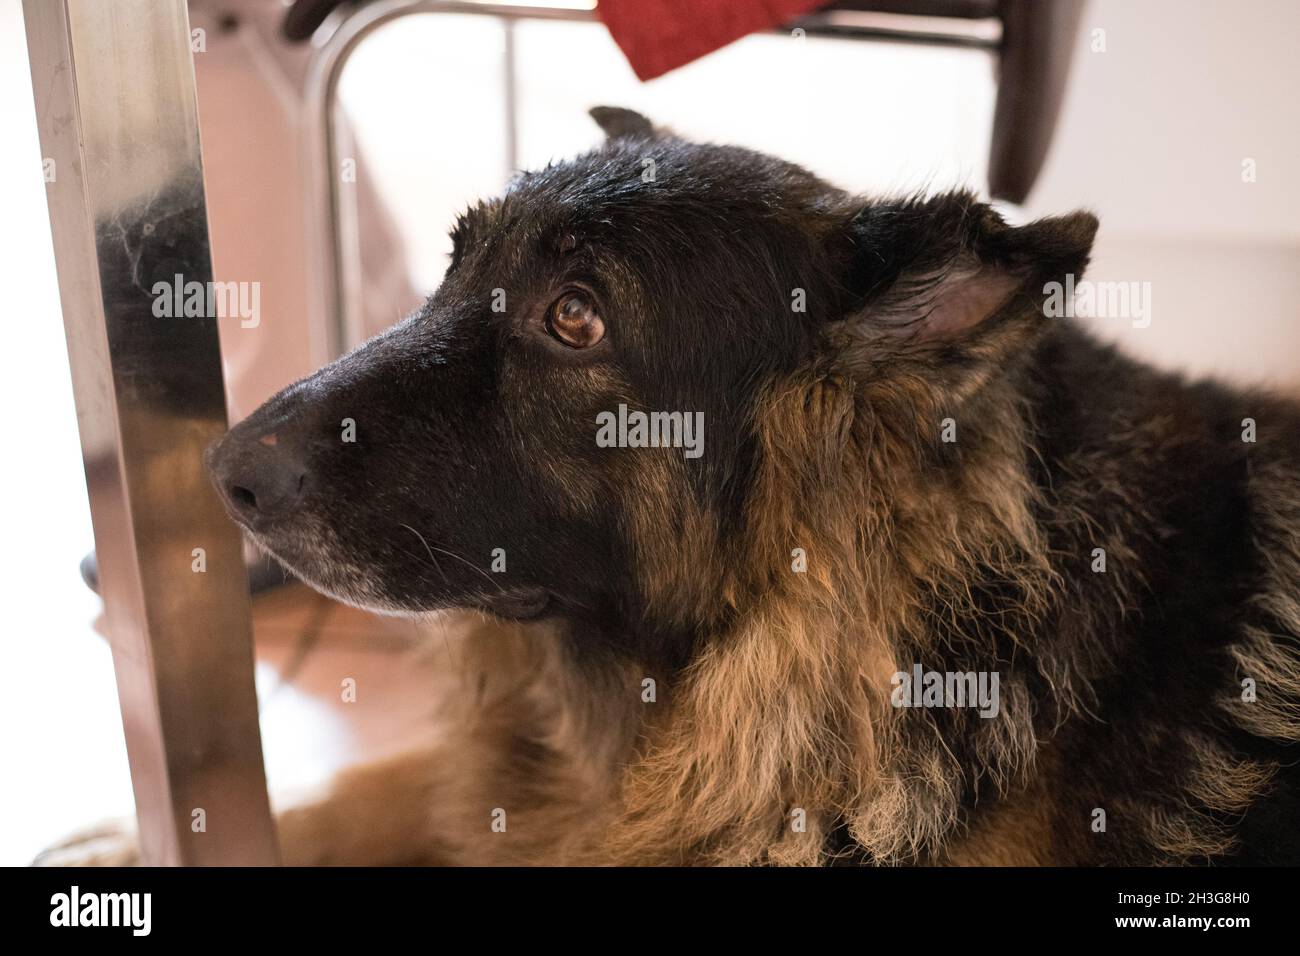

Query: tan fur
938,776,1059,867
409,615,639,865
1118,737,1278,865
1224,460,1300,743
586,323,1062,864
270,613,640,867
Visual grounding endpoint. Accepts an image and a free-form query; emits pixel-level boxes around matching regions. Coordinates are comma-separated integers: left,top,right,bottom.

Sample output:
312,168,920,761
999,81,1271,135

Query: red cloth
597,0,827,81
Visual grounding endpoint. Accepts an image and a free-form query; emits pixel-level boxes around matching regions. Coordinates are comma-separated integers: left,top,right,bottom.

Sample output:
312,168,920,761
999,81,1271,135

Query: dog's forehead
447,140,840,278
500,139,814,224
503,148,661,221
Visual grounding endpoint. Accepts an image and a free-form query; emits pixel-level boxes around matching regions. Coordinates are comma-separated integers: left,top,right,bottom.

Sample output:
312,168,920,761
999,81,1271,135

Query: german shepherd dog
50,108,1300,866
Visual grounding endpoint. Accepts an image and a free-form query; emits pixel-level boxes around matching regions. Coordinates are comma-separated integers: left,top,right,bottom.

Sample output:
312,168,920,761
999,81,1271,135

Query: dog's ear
589,105,656,141
827,192,1097,399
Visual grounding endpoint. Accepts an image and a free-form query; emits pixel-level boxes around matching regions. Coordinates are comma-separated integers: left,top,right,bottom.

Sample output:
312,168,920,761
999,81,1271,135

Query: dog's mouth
470,587,551,621
245,523,553,621
207,444,556,622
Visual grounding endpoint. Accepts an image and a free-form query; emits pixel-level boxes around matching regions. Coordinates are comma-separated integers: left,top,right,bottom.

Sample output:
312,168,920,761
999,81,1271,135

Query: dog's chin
264,549,553,623
336,586,553,622
239,531,398,613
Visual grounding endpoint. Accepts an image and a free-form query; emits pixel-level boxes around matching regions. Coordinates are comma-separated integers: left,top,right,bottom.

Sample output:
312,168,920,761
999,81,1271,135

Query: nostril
229,485,258,512
211,432,307,527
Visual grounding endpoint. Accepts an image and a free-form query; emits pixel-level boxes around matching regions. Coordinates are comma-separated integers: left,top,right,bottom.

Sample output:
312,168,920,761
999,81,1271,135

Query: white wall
1023,0,1300,389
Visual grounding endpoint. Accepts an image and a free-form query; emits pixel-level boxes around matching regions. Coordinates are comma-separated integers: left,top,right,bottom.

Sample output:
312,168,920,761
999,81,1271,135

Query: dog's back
1006,321,1300,864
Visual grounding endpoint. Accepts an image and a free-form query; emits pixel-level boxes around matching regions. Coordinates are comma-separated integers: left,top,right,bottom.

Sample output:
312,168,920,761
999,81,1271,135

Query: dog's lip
221,505,290,537
474,587,550,620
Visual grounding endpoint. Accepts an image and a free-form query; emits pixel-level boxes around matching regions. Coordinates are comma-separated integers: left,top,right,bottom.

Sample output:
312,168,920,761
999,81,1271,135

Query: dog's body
269,318,1299,868
48,110,1300,866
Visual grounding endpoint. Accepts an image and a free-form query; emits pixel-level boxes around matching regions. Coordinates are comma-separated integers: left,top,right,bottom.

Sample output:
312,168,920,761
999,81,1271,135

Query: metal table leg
23,0,277,866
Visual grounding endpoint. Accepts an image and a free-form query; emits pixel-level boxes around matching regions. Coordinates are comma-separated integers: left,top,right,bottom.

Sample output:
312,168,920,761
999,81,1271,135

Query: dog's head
207,108,1095,661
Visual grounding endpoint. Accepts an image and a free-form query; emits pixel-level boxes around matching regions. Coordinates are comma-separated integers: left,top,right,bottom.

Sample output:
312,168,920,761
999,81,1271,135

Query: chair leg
23,0,277,865
988,0,1087,203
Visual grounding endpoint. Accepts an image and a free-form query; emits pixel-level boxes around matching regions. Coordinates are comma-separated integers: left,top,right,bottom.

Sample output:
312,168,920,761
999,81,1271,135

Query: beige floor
1,580,447,866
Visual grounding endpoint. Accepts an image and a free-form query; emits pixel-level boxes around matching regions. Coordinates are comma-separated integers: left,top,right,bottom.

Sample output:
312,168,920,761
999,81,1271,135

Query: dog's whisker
397,522,506,594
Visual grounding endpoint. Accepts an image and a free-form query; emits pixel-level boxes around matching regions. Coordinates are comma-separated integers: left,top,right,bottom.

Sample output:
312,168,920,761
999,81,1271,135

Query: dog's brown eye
546,293,604,349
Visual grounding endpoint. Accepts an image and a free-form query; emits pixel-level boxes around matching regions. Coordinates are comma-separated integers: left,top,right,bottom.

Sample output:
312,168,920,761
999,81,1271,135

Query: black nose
207,432,307,529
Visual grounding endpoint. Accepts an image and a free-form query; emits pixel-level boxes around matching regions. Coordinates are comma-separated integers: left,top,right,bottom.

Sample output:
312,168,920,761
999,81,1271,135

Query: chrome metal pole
22,0,278,865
